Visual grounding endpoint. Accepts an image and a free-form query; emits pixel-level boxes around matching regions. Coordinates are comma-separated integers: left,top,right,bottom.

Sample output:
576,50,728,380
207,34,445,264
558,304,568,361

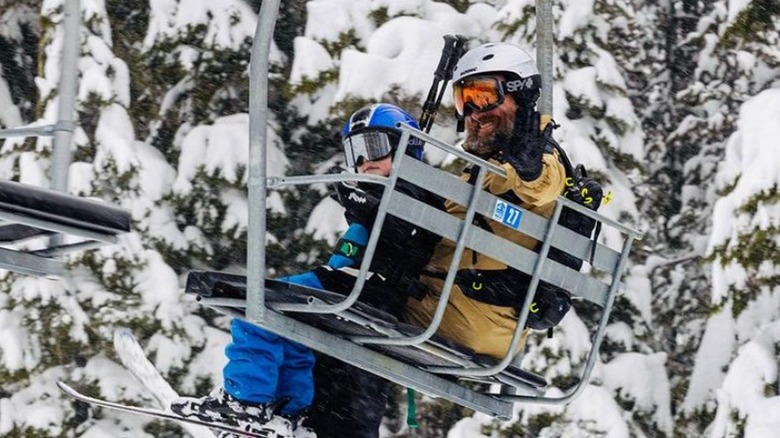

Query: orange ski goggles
452,76,506,116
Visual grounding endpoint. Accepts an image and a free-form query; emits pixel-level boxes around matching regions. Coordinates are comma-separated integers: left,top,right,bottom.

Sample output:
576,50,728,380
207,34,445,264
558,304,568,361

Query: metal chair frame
222,0,643,418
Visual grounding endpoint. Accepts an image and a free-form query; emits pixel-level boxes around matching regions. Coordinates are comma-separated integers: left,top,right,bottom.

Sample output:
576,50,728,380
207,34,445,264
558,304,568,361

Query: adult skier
170,103,443,437
310,42,604,438
405,41,600,357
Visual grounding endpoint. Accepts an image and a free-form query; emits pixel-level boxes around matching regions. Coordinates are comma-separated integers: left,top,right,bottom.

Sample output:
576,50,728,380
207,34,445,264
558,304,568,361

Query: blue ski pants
223,224,369,416
224,271,319,416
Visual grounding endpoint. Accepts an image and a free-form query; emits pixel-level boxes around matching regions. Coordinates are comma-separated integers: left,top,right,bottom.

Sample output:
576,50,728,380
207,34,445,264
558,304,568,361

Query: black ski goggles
342,129,399,168
452,76,507,116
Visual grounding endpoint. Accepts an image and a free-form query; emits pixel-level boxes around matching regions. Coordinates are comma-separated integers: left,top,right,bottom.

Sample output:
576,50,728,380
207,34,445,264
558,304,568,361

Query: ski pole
426,35,467,132
419,34,468,133
419,35,456,131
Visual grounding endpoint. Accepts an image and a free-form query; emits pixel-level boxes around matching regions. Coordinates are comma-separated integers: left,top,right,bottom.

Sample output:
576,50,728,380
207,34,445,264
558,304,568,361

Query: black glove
326,167,381,225
502,111,552,181
566,164,603,210
526,286,572,331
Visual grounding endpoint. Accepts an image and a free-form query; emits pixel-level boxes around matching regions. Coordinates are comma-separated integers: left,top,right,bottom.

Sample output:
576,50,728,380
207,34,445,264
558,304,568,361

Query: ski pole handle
433,34,458,80
445,35,468,81
422,35,468,132
422,35,458,116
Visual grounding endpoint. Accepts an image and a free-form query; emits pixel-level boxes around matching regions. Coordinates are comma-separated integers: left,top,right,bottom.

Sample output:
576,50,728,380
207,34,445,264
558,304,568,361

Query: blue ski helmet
341,103,424,167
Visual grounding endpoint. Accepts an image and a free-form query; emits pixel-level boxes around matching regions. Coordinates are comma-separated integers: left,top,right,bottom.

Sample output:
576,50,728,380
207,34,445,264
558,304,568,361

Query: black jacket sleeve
318,179,444,316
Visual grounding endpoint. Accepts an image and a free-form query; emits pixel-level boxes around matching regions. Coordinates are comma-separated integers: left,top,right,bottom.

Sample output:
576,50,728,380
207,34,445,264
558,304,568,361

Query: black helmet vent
350,108,371,130
482,54,494,61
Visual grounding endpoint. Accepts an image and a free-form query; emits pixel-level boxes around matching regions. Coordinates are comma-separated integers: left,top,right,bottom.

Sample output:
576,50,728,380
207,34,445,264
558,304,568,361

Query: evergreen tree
674,1,780,436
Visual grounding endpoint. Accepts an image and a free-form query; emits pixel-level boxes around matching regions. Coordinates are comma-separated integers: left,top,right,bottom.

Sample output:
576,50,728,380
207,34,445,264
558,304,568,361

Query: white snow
289,37,335,85
558,0,595,39
726,0,752,25
602,352,673,435
306,197,349,245
564,385,630,438
565,67,604,110
683,307,737,412
94,104,138,174
144,0,258,50
687,87,780,435
0,74,22,129
623,265,653,325
304,0,374,44
707,322,780,438
173,113,290,194
335,16,451,103
712,89,780,223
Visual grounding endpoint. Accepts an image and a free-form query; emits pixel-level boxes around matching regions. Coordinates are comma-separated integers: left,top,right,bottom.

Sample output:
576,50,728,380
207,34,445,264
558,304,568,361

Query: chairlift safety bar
244,117,642,408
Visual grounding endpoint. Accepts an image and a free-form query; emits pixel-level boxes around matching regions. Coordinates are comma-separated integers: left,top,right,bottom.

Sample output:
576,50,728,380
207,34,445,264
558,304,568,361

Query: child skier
171,103,443,438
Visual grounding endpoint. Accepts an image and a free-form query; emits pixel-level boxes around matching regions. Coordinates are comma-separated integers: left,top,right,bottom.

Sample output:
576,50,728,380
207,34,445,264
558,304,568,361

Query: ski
113,328,179,406
112,328,214,438
57,381,282,438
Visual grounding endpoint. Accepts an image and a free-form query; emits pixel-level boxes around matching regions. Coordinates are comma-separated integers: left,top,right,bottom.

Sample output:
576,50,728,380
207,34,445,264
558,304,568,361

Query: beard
462,112,515,159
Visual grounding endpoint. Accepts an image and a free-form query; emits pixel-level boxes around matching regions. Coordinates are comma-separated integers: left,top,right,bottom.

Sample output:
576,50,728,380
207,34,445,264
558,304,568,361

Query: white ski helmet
452,42,542,104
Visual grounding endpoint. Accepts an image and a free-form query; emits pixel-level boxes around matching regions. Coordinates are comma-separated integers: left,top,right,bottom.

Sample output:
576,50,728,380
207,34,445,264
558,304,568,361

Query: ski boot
284,412,316,438
171,387,293,437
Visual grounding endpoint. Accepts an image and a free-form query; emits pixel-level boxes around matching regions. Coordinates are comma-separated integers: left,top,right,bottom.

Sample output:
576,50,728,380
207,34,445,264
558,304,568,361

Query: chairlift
0,0,641,422
0,0,131,278
186,0,644,420
0,0,644,421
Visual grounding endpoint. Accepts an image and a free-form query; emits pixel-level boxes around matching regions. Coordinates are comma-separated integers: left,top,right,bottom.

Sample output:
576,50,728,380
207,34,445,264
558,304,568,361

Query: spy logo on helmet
506,78,535,93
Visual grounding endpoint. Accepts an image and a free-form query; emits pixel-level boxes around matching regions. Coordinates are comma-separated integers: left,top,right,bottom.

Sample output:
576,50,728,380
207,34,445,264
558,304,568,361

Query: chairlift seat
0,179,131,276
0,180,130,240
213,123,643,417
186,270,549,391
187,272,398,329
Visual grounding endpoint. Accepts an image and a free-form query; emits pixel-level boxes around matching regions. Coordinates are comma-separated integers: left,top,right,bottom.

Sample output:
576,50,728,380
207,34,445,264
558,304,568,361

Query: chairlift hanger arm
246,0,281,321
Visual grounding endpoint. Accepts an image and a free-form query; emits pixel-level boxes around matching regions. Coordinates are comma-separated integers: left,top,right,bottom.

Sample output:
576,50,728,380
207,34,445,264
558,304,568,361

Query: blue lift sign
492,200,523,229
